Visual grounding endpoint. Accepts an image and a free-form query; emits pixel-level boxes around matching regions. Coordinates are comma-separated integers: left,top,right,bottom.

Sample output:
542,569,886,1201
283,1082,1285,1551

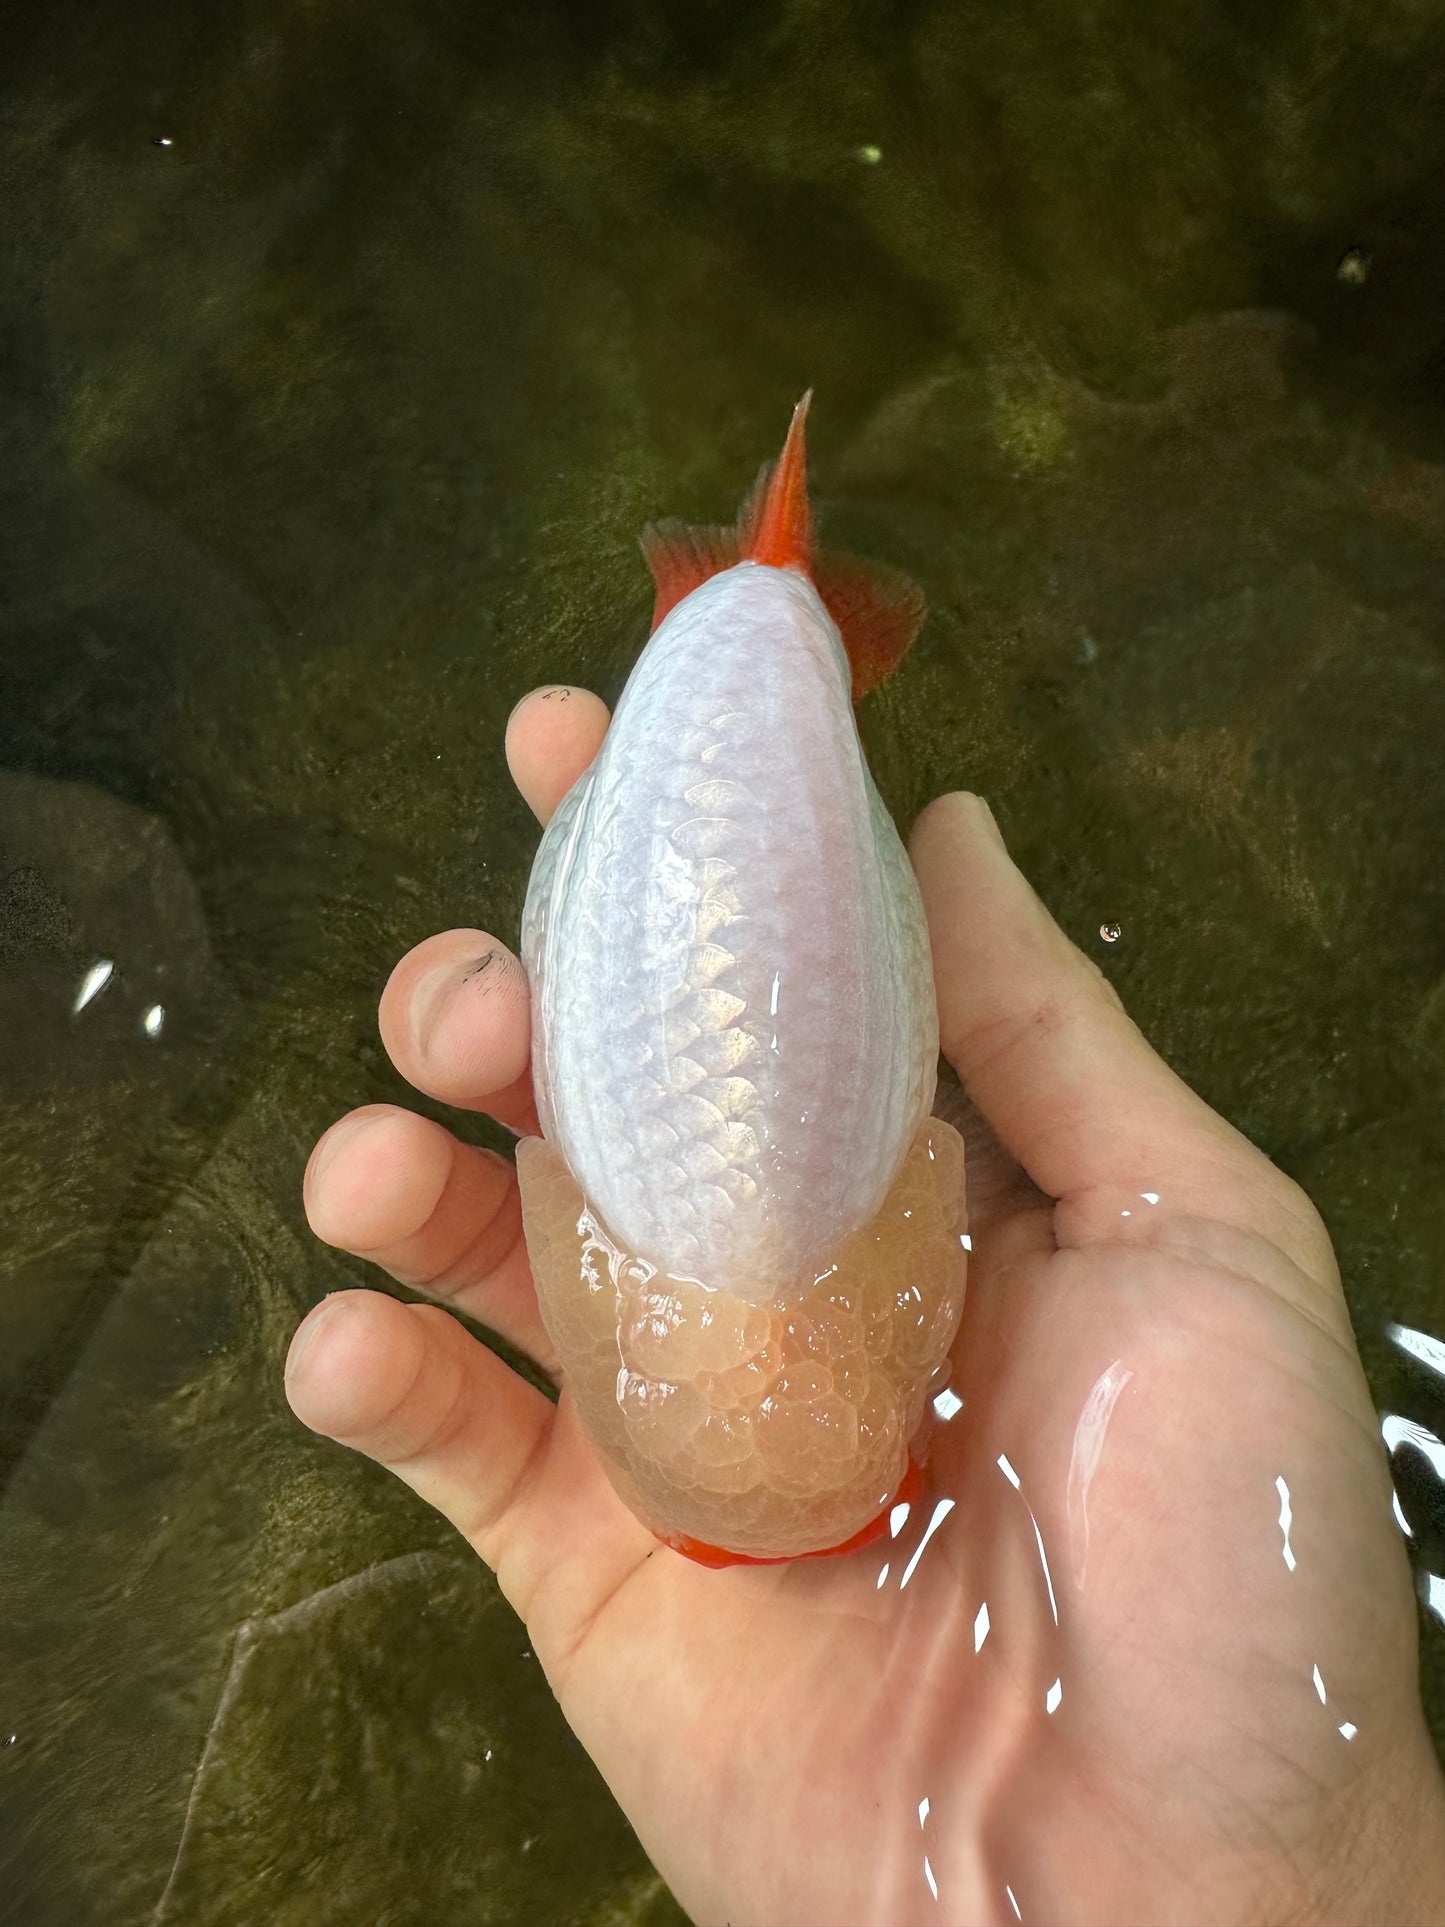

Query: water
2,0,1444,1919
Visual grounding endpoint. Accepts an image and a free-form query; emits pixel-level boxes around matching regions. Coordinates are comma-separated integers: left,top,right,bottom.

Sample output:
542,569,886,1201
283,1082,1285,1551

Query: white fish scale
522,561,937,1296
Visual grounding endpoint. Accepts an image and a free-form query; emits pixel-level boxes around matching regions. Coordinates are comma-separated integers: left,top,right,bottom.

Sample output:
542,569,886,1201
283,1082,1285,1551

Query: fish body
522,558,937,1297
517,400,966,1561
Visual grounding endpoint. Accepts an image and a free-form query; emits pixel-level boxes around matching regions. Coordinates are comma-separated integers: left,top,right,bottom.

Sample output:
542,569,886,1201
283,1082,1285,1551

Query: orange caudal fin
814,549,927,700
640,392,926,696
663,1457,925,1570
638,517,747,633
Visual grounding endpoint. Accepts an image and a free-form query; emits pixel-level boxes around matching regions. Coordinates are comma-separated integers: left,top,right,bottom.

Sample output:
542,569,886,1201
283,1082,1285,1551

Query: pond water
2,1,1443,1921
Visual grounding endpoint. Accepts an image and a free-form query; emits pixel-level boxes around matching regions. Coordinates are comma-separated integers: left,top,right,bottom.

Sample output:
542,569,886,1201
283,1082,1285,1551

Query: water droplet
1099,922,1122,944
1337,245,1372,286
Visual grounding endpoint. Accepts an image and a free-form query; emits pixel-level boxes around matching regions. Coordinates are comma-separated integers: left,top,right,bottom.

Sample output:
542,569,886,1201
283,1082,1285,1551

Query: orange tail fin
662,1456,924,1570
639,394,926,697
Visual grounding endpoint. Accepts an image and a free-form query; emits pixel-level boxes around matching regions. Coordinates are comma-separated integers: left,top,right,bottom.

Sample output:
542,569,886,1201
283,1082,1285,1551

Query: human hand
286,686,1445,1926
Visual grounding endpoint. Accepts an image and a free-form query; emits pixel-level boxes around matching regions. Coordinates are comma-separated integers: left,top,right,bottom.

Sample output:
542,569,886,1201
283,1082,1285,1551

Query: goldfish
517,396,967,1563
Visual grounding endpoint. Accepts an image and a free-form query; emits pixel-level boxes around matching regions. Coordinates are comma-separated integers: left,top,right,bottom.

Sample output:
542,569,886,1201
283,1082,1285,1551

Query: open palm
287,688,1445,1926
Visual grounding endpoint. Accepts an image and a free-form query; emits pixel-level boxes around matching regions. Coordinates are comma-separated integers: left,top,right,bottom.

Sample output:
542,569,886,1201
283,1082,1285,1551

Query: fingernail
411,957,472,1057
286,1296,343,1382
309,1111,382,1192
969,794,1006,848
508,685,572,725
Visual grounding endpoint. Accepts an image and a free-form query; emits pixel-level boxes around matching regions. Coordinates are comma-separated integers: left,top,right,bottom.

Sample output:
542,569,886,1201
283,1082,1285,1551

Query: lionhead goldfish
517,397,967,1564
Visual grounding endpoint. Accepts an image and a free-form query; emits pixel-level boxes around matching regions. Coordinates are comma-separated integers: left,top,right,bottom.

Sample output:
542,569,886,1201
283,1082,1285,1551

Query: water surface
2,1,1444,1920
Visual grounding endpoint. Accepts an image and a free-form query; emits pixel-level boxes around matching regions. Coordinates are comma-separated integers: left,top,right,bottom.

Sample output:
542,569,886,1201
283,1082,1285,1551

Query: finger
505,685,610,824
304,1104,555,1371
379,931,536,1130
932,1062,1048,1242
284,1291,654,1622
285,1290,554,1568
909,794,1326,1261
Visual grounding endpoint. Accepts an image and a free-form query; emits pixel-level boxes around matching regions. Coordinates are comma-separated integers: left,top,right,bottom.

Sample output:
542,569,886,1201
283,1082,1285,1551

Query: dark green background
2,2,1444,1921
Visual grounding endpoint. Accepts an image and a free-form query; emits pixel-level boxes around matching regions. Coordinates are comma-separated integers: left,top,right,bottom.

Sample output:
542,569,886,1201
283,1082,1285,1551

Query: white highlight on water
899,1498,956,1591
73,959,113,1012
1382,1414,1445,1479
1388,1322,1445,1380
1276,1474,1297,1572
1067,1359,1133,1588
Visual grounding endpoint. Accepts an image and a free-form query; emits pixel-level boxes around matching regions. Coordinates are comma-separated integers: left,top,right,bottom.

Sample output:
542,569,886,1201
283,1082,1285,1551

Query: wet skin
288,686,1445,1927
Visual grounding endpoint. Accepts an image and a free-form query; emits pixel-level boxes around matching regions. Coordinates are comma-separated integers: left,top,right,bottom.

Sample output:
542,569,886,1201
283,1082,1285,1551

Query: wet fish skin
521,557,937,1298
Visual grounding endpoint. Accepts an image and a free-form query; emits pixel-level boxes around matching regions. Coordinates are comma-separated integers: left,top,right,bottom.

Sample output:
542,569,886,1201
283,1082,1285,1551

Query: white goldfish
518,398,966,1562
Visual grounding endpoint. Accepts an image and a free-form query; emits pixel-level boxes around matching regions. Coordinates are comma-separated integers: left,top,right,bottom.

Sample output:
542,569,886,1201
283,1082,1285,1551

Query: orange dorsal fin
749,388,813,569
639,393,926,696
640,392,813,631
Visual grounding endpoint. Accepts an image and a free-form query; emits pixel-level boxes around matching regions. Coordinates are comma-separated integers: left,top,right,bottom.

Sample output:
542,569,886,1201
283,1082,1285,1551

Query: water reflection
1276,1474,1298,1572
998,1453,1060,1625
1383,1414,1445,1479
897,1497,956,1591
1389,1323,1445,1380
72,959,113,1013
1066,1360,1132,1589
